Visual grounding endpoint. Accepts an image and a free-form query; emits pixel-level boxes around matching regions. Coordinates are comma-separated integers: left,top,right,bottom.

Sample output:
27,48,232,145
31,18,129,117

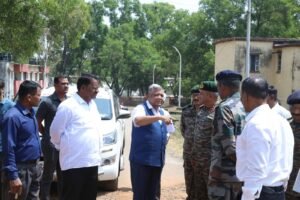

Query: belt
262,185,284,192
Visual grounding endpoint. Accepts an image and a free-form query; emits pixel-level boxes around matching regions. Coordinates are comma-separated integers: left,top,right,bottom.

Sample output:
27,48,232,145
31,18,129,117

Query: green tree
199,0,300,39
43,0,91,75
0,0,45,61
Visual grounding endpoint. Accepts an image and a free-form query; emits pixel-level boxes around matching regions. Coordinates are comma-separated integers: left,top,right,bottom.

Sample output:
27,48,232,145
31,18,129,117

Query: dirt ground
97,116,187,200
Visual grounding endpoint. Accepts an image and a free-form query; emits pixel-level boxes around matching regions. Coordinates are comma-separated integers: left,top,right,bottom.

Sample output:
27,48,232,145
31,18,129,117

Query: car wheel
99,178,118,191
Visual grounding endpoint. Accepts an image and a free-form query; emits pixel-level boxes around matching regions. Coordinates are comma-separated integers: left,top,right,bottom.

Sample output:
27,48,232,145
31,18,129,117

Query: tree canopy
0,0,299,98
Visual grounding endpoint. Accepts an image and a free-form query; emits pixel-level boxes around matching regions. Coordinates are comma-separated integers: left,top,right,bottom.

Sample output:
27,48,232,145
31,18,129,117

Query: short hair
268,85,277,100
148,84,163,94
54,75,68,84
242,77,268,99
0,79,5,89
218,79,240,90
18,80,42,100
77,73,99,91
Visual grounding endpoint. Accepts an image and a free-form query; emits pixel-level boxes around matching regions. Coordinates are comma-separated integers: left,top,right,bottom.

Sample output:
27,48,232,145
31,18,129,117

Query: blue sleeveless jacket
129,102,168,167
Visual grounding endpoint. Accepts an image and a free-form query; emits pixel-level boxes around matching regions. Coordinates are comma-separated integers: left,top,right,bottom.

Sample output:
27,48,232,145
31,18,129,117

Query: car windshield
94,98,112,120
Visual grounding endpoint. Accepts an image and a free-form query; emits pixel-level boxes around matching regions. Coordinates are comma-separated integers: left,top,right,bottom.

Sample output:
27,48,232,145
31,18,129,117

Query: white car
40,85,130,191
94,87,130,191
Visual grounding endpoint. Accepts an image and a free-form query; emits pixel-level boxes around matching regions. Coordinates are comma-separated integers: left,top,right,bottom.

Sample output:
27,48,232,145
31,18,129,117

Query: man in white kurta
50,74,102,200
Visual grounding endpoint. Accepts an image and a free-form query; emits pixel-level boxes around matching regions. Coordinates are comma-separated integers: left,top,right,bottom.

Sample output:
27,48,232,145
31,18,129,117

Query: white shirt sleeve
131,104,146,127
240,124,271,200
50,104,71,150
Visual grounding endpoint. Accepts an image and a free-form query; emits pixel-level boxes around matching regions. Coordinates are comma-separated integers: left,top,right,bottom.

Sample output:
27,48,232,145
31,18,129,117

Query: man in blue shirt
2,80,42,200
0,80,15,200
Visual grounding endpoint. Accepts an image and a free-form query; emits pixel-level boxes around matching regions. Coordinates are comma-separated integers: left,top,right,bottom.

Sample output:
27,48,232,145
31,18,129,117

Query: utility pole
172,46,182,108
152,64,156,83
245,0,251,78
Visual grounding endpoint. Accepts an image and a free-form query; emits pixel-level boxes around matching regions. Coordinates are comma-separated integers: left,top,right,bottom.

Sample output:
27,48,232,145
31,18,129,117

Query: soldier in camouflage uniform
208,70,245,200
286,90,300,200
191,81,218,200
180,85,203,200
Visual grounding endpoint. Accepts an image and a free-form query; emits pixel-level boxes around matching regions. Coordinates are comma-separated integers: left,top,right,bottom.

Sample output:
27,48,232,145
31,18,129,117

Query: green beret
199,81,218,92
191,85,200,94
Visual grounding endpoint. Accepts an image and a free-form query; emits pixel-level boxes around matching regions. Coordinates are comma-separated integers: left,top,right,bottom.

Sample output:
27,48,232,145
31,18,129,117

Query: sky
139,0,199,13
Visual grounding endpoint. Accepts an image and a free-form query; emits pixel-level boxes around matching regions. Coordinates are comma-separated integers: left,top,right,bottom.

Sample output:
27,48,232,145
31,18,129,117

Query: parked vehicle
95,87,130,191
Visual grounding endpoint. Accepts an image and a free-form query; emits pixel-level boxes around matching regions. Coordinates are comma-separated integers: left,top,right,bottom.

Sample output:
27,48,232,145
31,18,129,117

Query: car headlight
103,131,117,146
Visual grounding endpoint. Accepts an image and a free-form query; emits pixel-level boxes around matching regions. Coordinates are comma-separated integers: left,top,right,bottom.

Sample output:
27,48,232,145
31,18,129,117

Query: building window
277,52,282,73
250,54,260,72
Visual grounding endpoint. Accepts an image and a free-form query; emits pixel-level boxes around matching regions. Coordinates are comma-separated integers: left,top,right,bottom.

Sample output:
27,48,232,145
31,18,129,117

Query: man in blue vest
130,84,173,200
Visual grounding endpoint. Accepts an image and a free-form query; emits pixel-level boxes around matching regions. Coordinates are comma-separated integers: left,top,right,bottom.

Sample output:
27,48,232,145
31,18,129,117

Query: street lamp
245,0,251,78
172,46,182,108
152,64,156,83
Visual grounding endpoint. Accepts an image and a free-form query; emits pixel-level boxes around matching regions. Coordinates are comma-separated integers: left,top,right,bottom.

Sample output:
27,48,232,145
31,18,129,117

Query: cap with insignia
191,85,200,94
287,90,300,105
216,70,242,81
199,81,218,92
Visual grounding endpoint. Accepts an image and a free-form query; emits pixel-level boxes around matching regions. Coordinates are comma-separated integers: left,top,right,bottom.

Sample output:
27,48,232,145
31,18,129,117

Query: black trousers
257,185,285,200
40,140,62,200
130,162,163,200
61,166,98,200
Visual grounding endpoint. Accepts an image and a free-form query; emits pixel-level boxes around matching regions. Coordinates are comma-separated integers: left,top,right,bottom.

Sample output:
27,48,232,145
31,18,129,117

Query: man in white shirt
50,74,102,200
237,77,294,200
267,85,292,121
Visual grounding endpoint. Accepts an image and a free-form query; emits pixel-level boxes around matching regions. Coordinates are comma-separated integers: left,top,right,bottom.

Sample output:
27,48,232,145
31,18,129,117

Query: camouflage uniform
286,121,300,200
181,104,200,200
191,105,216,200
208,92,245,200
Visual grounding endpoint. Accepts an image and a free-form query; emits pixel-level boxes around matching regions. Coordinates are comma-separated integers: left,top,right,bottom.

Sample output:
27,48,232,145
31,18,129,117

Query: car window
94,98,113,120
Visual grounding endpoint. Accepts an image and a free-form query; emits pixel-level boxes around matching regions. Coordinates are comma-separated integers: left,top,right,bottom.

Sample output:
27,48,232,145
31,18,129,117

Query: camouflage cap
191,85,200,94
199,81,218,92
287,90,300,105
216,70,242,81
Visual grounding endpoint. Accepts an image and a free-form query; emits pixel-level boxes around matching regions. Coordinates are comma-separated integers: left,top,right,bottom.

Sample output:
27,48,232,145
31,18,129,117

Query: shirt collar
50,92,66,102
245,104,270,122
16,102,35,116
221,92,240,102
146,100,161,111
273,102,280,109
74,93,89,105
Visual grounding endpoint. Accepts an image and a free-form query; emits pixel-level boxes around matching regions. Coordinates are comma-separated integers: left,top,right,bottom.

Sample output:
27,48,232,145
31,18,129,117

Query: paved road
97,118,186,199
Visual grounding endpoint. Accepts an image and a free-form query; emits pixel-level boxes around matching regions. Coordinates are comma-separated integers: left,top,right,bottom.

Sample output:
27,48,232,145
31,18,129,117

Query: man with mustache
180,85,203,199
